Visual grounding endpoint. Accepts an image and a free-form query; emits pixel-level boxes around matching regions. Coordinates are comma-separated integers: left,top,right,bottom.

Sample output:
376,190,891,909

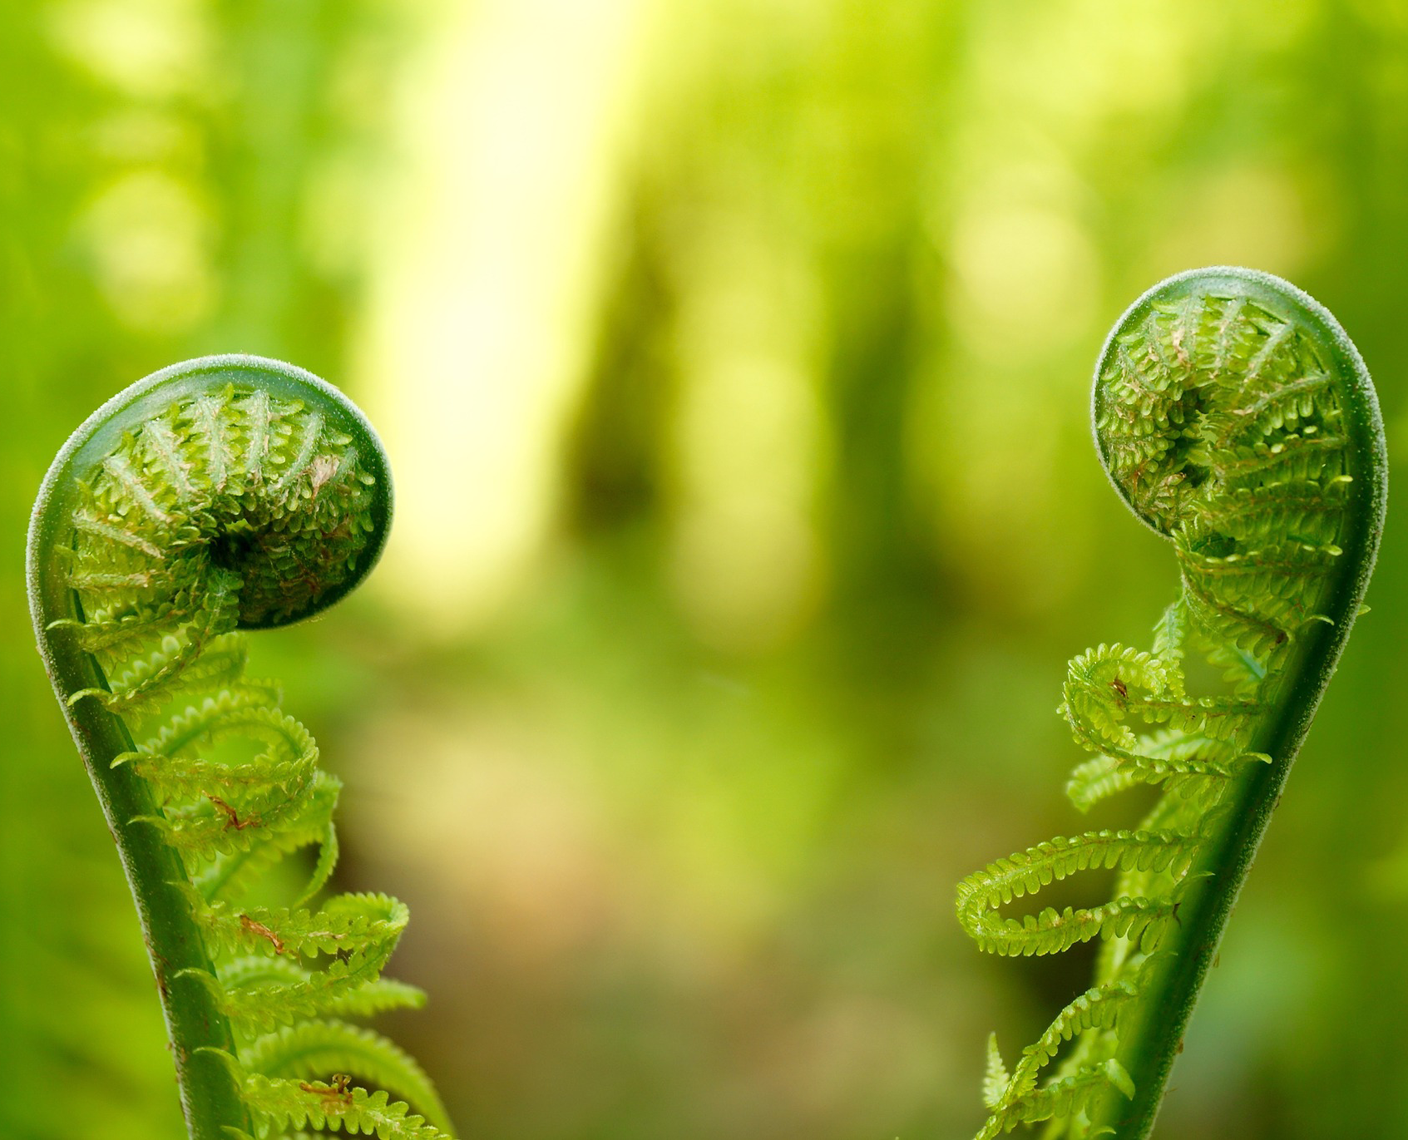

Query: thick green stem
29,534,249,1139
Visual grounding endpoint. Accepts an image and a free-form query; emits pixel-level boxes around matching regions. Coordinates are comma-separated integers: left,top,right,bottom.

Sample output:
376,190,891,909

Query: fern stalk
29,648,247,1138
28,356,451,1139
957,268,1387,1139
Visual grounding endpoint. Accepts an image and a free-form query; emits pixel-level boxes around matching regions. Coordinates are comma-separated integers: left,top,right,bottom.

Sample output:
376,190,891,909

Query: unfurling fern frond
28,356,455,1139
957,269,1386,1139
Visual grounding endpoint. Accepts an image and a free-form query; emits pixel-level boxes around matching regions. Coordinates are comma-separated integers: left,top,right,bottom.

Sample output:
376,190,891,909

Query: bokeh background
5,2,1408,1138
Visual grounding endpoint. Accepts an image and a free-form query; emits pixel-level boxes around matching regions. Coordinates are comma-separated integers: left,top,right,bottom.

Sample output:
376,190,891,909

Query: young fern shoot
956,268,1386,1139
27,356,455,1140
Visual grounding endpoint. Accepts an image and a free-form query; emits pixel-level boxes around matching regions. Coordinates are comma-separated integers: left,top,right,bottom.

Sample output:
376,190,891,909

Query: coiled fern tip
28,355,453,1140
961,266,1386,1139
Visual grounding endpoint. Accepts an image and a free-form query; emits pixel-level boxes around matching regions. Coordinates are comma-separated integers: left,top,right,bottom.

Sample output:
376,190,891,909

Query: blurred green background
5,2,1408,1138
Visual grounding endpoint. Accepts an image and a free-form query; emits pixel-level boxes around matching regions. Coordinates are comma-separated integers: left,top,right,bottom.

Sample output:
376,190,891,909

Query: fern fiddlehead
27,356,454,1139
957,268,1386,1139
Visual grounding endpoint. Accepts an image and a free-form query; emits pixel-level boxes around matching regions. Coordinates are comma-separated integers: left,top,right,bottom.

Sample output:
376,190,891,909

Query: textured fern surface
956,268,1386,1139
27,356,455,1140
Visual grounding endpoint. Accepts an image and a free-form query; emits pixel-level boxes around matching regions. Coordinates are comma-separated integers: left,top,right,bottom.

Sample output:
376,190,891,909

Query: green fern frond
960,891,1176,958
959,829,1195,906
976,1060,1132,1139
242,1022,451,1133
240,1073,449,1140
1063,743,1261,815
29,357,451,1138
189,892,411,961
217,958,426,1027
126,680,290,760
957,269,1386,1138
196,780,342,904
126,745,322,805
1149,599,1186,665
200,947,422,1035
983,1034,1010,1110
1004,980,1136,1102
140,770,341,865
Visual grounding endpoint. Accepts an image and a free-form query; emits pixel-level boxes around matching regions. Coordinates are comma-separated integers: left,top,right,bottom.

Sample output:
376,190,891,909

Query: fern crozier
28,355,453,1140
958,267,1386,1139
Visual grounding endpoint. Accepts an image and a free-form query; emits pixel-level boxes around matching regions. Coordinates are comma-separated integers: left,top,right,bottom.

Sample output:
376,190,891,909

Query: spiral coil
957,276,1361,1139
54,379,452,1138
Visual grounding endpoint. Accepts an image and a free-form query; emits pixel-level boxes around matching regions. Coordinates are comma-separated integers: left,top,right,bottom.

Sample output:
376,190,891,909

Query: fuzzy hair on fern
956,268,1386,1139
27,356,456,1140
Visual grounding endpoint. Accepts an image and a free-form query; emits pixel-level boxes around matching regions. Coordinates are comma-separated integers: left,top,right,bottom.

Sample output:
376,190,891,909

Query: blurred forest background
5,1,1408,1138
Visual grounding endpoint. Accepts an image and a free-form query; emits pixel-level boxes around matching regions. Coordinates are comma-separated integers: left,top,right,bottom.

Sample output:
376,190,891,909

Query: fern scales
957,268,1386,1138
28,356,454,1139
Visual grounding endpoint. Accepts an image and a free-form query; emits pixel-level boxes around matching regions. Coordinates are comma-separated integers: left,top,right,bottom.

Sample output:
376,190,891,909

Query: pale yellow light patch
668,227,828,654
918,164,1100,612
947,200,1100,362
79,170,216,333
966,0,1200,142
671,359,825,654
355,0,655,631
46,0,210,100
1151,164,1324,279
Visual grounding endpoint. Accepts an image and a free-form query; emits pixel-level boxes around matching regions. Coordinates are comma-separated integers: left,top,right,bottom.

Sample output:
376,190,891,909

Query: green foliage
956,268,1387,1139
27,358,450,1138
242,1022,450,1131
956,829,1191,957
235,1071,449,1139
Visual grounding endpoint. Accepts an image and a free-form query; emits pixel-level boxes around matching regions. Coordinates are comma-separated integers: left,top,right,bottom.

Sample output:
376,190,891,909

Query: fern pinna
27,356,455,1140
956,268,1386,1139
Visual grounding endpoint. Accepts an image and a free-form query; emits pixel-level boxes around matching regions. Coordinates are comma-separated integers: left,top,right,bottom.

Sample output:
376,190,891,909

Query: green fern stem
31,640,249,1139
26,356,450,1139
957,268,1387,1139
